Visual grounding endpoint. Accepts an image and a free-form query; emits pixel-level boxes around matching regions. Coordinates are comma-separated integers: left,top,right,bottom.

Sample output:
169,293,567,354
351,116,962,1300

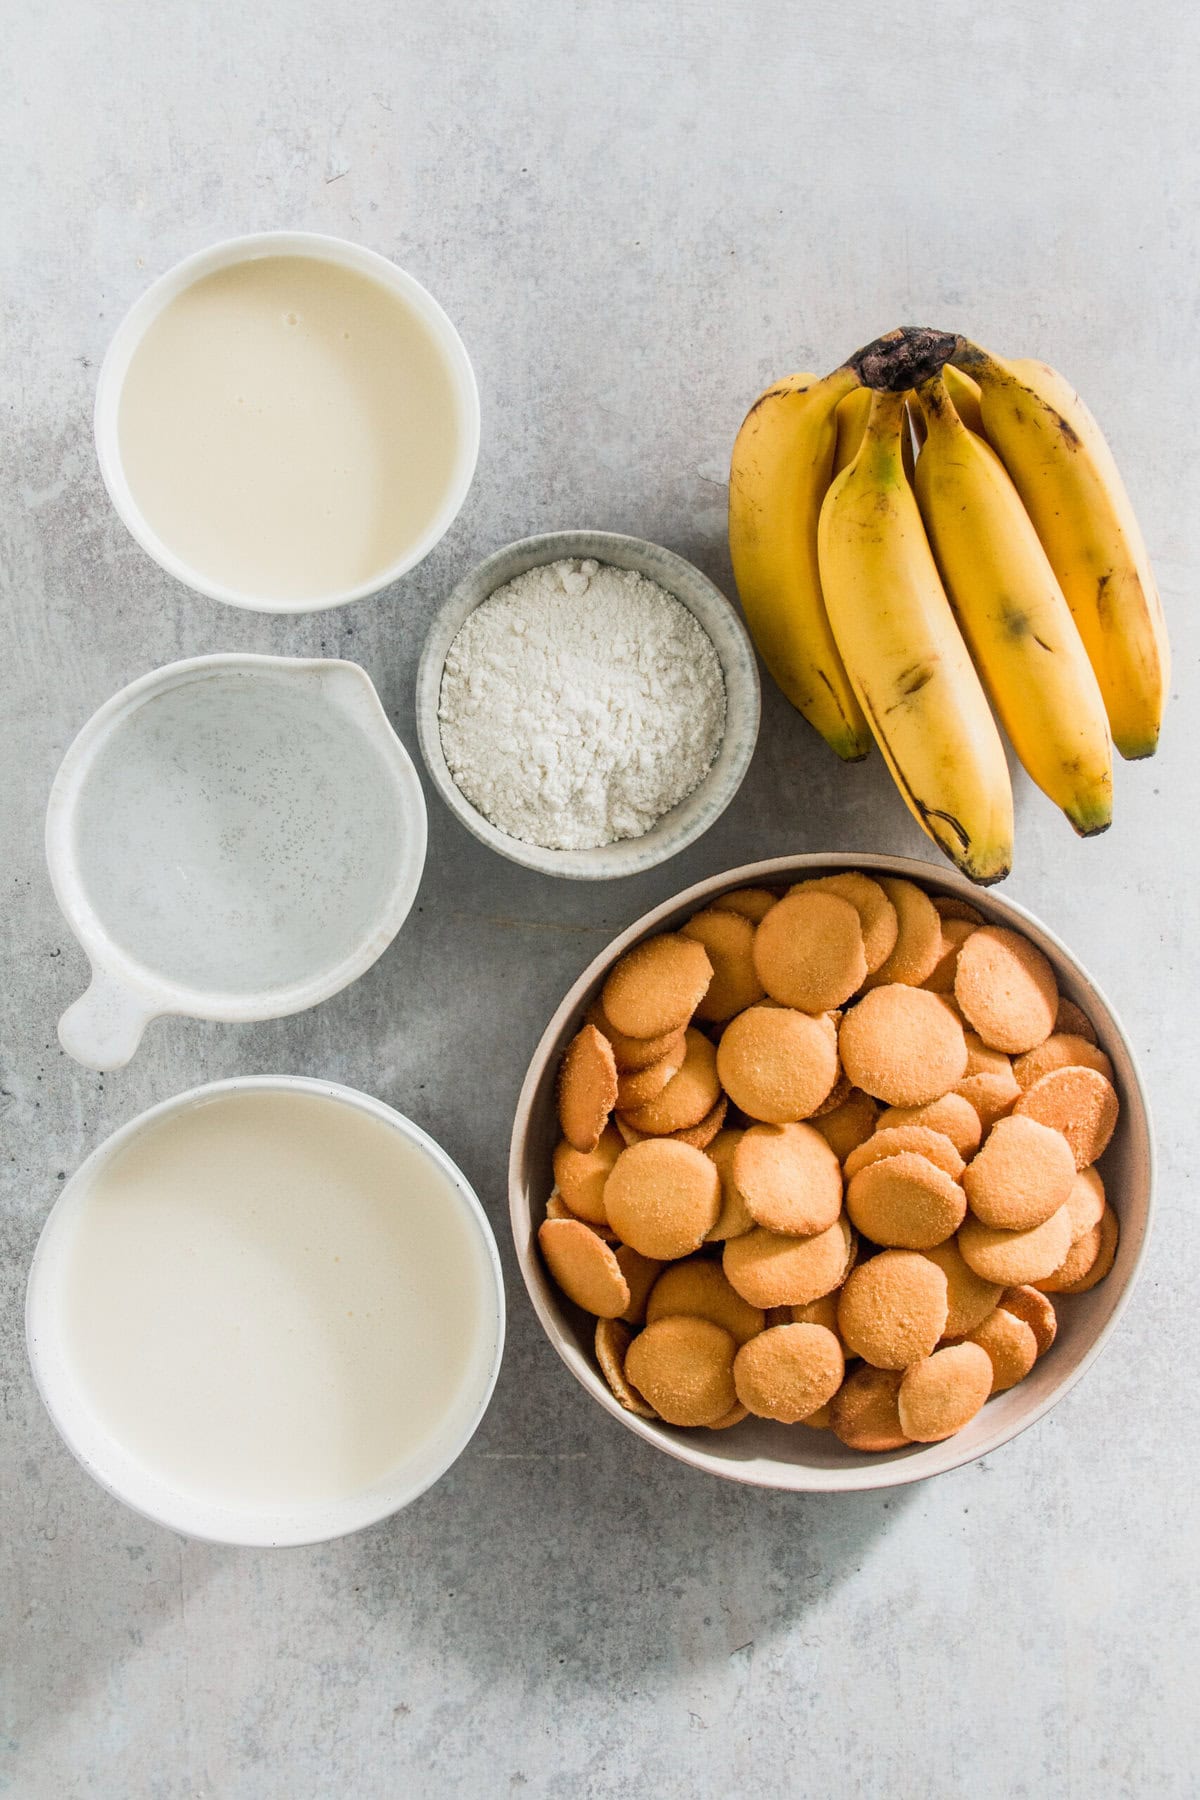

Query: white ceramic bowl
94,231,480,613
27,1077,505,1546
47,654,427,1070
415,530,761,879
510,852,1154,1492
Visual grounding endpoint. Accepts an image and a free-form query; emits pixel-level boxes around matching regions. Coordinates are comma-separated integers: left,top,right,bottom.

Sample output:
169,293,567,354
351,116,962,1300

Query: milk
49,1088,494,1510
116,254,461,601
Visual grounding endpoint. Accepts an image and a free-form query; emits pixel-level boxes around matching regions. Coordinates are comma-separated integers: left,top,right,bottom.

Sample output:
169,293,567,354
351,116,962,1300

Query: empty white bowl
26,1076,506,1546
510,853,1155,1492
94,231,480,613
47,654,427,1070
415,530,761,879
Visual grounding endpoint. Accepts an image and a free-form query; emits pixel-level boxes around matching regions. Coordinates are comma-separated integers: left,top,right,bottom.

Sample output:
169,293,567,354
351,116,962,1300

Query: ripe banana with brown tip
912,374,1113,836
729,367,873,760
818,389,1014,883
954,341,1169,759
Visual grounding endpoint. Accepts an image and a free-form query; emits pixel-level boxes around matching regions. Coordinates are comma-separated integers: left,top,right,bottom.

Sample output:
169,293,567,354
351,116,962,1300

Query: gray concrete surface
3,2,1199,1795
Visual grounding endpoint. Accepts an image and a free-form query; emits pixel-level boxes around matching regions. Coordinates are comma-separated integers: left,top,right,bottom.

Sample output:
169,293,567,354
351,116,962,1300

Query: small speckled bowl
46,655,427,1070
414,530,760,878
510,853,1155,1492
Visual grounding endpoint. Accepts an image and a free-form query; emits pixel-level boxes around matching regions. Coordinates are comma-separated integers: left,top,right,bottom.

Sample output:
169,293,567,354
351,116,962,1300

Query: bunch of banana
728,325,1170,882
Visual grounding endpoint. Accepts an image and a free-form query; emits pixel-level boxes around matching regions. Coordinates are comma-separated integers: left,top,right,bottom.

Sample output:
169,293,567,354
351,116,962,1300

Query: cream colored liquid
55,1090,492,1509
117,255,461,600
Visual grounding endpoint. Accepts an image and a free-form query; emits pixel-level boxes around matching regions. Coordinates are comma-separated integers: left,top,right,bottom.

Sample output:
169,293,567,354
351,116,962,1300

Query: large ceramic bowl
509,853,1154,1492
415,530,760,879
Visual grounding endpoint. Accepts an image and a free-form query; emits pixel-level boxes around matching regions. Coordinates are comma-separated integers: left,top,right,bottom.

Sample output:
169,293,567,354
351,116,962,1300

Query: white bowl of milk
26,1078,505,1545
94,232,480,613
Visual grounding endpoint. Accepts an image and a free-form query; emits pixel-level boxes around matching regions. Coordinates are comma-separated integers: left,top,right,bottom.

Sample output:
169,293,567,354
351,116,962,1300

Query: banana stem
848,326,958,392
859,389,909,476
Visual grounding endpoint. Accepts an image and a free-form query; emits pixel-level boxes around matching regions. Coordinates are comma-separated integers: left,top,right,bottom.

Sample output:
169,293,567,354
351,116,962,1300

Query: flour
438,558,727,850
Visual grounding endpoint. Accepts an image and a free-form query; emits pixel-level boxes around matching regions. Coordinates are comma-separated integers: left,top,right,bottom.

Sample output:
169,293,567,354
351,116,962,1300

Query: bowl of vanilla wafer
509,853,1153,1491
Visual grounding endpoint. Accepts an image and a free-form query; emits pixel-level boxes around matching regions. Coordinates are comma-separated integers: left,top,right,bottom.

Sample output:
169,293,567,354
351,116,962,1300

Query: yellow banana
833,387,872,475
954,341,1170,759
908,365,982,447
729,366,873,760
835,384,916,479
818,390,1013,883
912,375,1113,836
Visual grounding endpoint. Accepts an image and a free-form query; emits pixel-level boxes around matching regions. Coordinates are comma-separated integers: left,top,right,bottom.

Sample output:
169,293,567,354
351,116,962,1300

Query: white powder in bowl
438,558,727,851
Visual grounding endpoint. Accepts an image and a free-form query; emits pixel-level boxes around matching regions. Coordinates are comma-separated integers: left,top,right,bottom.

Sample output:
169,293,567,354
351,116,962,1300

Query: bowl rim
93,229,481,615
26,1075,507,1546
45,653,428,1056
414,528,761,880
508,850,1156,1493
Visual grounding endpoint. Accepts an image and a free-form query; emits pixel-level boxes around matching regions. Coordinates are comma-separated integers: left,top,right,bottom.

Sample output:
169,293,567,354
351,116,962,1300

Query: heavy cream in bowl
96,235,480,612
26,1081,505,1544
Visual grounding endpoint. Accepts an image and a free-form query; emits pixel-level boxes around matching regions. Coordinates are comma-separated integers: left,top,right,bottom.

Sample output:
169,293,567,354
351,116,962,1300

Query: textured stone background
3,2,1199,1795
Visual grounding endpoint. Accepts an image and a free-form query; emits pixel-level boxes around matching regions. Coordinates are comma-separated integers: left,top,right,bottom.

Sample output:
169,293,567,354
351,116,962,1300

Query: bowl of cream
415,530,761,879
94,232,480,613
26,1078,505,1546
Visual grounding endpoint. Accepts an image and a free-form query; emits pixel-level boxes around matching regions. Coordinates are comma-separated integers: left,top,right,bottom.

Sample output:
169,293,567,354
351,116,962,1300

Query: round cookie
837,1251,949,1368
707,1402,751,1430
733,1323,845,1423
732,1122,843,1237
752,889,868,1012
613,1245,664,1326
955,1067,1020,1132
538,1218,631,1318
1053,1203,1119,1294
553,1123,624,1224
799,1401,833,1430
968,1307,1038,1392
601,933,713,1040
839,986,967,1107
704,1129,755,1241
789,871,899,974
645,1258,766,1346
680,908,765,1021
621,1028,721,1135
898,1343,994,1441
557,1023,618,1152
1035,1218,1102,1291
1012,1066,1119,1170
830,1365,911,1451
879,1092,983,1158
614,1039,687,1112
954,926,1058,1053
869,877,943,986
845,1152,966,1250
791,1291,842,1335
716,1005,839,1123
999,1285,1057,1356
711,886,779,924
723,1215,853,1309
624,1316,738,1427
671,1095,729,1150
547,1191,616,1237
1064,1166,1106,1242
1013,1033,1114,1091
933,895,986,926
957,1203,1073,1286
603,1138,721,1260
920,1238,1003,1338
1055,997,1098,1044
810,1068,853,1118
588,1001,687,1073
594,1319,658,1417
811,1089,880,1161
843,1125,965,1182
962,1113,1076,1230
963,1032,1013,1078
924,918,977,995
